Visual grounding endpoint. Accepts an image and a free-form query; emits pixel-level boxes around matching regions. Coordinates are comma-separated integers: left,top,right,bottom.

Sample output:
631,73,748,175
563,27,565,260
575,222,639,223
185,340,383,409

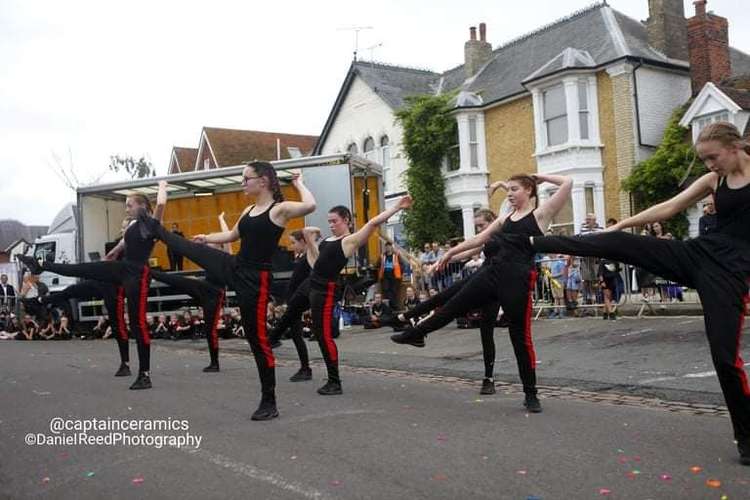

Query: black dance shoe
202,363,220,373
523,394,542,413
480,378,496,395
289,367,312,382
317,380,343,395
17,255,43,275
114,363,131,377
251,396,279,421
390,328,425,348
129,372,152,390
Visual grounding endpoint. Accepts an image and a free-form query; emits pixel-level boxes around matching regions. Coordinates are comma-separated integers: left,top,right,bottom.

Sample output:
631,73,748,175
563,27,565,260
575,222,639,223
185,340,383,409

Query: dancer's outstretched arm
217,213,233,254
152,181,167,223
532,174,573,231
341,196,412,258
433,216,505,271
605,173,715,233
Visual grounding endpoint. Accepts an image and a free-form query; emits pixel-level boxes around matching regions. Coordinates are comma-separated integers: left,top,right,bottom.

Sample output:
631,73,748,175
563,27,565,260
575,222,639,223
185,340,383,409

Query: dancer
268,230,315,382
307,195,412,396
139,164,316,420
493,122,750,464
391,209,502,395
19,182,168,390
151,213,232,372
392,174,573,413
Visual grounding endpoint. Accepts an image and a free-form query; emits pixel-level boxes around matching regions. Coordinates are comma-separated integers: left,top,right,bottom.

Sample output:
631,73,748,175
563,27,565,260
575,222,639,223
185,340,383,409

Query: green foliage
622,104,705,238
395,93,457,248
108,155,155,179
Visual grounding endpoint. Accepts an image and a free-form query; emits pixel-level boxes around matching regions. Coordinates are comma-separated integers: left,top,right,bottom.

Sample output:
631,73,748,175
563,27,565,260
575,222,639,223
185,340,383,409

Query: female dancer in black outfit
19,182,168,390
306,196,412,396
392,174,572,412
493,122,750,464
150,213,232,372
392,209,502,395
139,164,316,420
268,230,315,382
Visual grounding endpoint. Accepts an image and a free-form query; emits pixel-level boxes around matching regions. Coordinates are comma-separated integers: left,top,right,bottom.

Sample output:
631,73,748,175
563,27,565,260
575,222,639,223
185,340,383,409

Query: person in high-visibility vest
377,242,405,308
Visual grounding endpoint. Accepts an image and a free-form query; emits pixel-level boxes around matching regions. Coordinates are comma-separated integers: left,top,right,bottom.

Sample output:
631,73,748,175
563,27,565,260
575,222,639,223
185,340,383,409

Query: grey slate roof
316,1,750,151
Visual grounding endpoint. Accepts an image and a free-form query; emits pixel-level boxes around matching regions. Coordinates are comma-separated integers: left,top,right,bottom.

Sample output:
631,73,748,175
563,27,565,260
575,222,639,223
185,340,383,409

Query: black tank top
237,204,285,266
286,254,311,299
482,237,501,267
714,177,750,246
311,238,348,282
493,211,544,266
123,221,156,265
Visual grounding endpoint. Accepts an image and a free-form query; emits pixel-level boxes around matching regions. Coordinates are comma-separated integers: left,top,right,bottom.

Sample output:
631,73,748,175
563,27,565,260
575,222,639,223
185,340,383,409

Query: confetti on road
132,476,144,485
659,474,672,481
290,456,297,460
85,472,95,478
598,488,611,495
330,480,342,486
517,470,528,475
436,434,447,442
432,474,447,481
705,479,722,488
41,477,50,484
690,466,703,474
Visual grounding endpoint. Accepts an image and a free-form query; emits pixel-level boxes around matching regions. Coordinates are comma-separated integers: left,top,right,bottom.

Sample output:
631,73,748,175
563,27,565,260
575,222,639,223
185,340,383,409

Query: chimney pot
469,26,477,41
694,0,706,17
479,23,486,42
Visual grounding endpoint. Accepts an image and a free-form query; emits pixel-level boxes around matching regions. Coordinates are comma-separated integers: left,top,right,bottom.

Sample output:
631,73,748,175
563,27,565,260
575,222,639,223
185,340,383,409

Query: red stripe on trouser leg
524,270,538,369
736,292,750,396
255,271,275,368
210,290,225,351
139,266,150,346
116,286,128,341
322,282,338,362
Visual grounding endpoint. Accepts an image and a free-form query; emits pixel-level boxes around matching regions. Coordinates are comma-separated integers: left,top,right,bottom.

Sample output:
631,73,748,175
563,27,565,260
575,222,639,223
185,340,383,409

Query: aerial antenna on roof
337,26,373,61
364,42,383,65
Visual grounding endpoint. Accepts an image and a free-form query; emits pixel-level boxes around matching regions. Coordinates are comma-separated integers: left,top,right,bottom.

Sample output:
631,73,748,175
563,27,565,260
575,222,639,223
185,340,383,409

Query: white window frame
380,135,391,191
363,137,376,161
203,158,211,170
531,73,600,155
542,84,568,147
468,116,479,168
694,111,731,136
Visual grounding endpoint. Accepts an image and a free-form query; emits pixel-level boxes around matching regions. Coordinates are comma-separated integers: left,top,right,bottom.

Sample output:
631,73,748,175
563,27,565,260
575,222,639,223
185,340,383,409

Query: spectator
377,242,405,308
38,319,56,340
173,311,193,340
547,254,567,318
19,273,45,319
0,315,21,340
0,274,16,309
193,309,206,339
565,257,582,316
578,214,602,309
403,286,419,311
56,315,71,340
364,292,392,329
598,257,622,320
21,315,38,340
91,316,109,339
699,196,718,236
167,223,185,271
153,314,170,339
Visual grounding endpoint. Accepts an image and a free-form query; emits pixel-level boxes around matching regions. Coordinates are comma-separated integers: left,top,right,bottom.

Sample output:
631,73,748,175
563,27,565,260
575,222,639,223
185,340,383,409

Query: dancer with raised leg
138,163,316,420
268,230,315,382
391,174,572,412
19,182,168,390
492,122,750,464
307,196,412,396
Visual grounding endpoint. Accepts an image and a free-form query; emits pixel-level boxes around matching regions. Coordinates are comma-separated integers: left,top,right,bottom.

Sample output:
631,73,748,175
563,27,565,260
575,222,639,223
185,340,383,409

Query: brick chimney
687,0,731,95
464,23,492,78
646,0,689,60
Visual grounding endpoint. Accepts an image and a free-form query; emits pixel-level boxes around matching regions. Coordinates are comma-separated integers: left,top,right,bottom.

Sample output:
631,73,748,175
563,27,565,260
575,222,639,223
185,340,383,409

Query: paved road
1,318,749,499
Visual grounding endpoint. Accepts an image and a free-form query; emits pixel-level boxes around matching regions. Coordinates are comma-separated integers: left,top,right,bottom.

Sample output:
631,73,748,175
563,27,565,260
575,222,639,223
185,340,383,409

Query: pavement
1,316,749,499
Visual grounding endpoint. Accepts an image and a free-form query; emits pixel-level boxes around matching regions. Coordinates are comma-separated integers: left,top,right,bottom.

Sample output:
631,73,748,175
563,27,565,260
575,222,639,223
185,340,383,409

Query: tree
621,104,705,239
108,155,155,179
394,93,457,248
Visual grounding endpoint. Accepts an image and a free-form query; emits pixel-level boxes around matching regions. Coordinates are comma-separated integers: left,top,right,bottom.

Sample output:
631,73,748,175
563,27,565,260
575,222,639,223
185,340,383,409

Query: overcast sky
1,0,748,226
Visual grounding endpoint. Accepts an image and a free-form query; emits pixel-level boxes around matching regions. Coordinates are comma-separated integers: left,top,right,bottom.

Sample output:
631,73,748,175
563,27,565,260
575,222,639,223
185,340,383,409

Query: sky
1,0,749,226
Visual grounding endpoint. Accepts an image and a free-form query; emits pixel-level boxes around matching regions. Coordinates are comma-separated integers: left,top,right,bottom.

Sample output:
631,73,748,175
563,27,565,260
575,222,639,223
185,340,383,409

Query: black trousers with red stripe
151,271,225,364
46,280,129,363
309,279,340,384
403,273,500,379
410,262,539,394
532,231,750,441
154,228,276,398
269,278,310,369
43,261,151,372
